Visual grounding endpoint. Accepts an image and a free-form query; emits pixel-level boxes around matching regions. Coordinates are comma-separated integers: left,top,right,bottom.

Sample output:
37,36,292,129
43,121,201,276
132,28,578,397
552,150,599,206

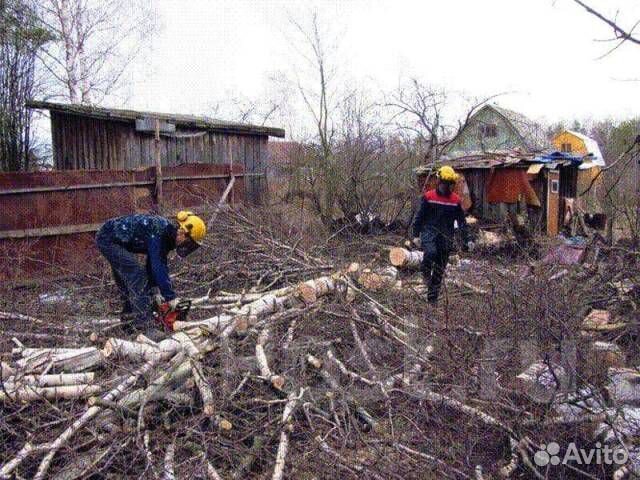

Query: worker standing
412,166,472,304
96,211,206,337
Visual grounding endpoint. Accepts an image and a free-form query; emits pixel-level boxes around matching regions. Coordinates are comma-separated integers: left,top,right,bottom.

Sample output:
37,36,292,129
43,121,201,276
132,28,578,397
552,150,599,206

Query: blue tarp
533,151,583,164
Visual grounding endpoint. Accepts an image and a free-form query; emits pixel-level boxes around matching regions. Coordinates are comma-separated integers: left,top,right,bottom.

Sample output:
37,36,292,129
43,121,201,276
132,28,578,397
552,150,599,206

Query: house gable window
561,142,572,153
479,123,498,138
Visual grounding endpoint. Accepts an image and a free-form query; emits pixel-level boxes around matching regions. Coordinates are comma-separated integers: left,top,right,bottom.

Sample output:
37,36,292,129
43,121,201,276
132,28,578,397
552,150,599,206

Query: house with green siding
442,105,549,159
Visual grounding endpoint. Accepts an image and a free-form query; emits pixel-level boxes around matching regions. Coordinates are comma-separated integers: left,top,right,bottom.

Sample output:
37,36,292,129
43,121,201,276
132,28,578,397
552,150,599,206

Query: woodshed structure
27,101,286,203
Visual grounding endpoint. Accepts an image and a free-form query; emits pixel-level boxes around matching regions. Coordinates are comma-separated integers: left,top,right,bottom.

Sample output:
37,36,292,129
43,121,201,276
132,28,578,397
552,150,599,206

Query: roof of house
26,100,286,138
564,130,606,167
416,153,531,173
485,105,551,152
415,149,598,175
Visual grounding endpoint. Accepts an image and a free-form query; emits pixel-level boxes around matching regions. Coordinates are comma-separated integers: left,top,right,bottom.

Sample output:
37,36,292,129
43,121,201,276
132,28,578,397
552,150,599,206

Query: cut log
581,309,626,333
191,360,215,416
271,389,304,480
14,348,105,374
102,338,172,362
0,384,101,402
256,328,285,390
4,372,95,388
357,266,399,291
296,276,342,304
590,341,625,369
514,362,568,403
163,440,176,480
12,347,94,358
389,248,423,268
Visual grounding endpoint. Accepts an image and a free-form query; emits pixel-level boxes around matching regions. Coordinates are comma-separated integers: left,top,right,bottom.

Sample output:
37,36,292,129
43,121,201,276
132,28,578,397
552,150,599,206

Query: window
479,123,498,138
561,143,572,153
551,179,559,194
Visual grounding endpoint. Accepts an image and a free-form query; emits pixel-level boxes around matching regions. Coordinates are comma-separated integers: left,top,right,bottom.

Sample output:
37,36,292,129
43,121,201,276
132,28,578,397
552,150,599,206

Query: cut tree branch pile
1,208,639,479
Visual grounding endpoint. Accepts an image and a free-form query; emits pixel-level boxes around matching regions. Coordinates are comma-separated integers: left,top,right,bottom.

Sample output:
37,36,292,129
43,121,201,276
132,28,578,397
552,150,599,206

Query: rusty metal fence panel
0,164,244,281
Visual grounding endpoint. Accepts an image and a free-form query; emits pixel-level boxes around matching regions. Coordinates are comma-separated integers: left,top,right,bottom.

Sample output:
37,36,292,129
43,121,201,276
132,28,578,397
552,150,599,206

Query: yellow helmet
437,166,459,183
176,211,207,243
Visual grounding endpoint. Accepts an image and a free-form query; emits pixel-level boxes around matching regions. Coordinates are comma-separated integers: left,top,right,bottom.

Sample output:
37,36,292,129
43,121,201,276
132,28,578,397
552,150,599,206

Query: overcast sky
124,0,639,134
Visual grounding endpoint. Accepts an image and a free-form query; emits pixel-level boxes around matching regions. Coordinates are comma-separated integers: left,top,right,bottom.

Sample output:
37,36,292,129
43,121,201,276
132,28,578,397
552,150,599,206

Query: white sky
124,0,639,134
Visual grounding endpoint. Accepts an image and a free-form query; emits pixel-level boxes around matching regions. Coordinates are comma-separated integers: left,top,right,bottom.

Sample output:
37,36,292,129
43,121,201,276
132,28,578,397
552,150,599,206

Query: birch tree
0,0,52,171
37,0,155,104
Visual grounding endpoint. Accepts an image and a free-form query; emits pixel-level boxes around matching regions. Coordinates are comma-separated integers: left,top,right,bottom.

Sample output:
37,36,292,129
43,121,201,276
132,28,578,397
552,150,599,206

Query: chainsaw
155,299,191,332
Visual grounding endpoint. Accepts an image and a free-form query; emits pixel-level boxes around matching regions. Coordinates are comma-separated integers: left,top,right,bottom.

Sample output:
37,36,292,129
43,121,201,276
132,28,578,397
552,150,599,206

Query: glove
464,241,475,253
168,297,181,310
153,293,164,307
412,237,421,248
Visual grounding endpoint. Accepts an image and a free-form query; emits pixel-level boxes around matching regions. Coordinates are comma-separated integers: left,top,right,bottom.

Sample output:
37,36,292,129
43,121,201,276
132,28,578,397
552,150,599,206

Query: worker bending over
96,211,206,336
412,166,472,304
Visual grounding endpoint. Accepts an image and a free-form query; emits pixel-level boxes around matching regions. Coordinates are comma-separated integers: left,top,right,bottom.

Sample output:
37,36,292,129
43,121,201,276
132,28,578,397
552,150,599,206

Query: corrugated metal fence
0,163,244,281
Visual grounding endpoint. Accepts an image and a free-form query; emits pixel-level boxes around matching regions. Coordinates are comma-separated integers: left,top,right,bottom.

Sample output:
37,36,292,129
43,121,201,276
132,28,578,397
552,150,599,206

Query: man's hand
464,241,475,253
412,237,421,248
168,297,181,310
153,293,164,307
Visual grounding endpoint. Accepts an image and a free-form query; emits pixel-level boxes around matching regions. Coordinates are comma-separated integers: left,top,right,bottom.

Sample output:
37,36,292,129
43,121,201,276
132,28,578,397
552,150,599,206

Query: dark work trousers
96,232,152,329
420,229,451,303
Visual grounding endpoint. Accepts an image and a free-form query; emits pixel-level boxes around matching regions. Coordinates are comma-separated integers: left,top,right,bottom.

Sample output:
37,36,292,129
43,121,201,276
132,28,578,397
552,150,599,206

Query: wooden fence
0,163,244,281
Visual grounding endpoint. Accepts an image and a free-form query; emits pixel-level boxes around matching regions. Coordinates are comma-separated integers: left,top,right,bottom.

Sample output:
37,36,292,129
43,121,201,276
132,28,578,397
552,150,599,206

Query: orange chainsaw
155,299,191,331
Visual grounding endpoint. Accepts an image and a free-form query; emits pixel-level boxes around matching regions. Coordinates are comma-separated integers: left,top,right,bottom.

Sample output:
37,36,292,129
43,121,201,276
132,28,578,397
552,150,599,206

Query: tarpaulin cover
534,151,582,164
486,169,541,207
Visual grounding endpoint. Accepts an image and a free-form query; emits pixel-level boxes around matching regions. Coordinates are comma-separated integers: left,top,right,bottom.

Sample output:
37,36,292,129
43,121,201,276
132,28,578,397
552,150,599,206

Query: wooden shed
416,153,601,237
27,101,285,203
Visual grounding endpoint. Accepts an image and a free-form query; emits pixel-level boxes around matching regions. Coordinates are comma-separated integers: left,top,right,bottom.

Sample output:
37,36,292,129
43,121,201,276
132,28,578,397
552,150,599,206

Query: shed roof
564,130,606,167
415,153,530,174
27,100,286,138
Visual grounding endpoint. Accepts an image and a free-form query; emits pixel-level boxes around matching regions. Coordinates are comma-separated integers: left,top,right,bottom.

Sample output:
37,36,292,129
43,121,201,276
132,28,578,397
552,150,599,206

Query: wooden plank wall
0,164,244,281
51,112,268,203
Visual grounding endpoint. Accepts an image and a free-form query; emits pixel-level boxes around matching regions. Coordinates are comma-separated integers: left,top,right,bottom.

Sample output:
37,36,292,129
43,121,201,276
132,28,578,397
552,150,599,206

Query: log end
102,339,116,358
234,316,249,332
346,262,361,274
203,404,216,416
389,248,408,267
271,375,285,391
358,272,383,291
217,418,233,431
306,355,322,369
297,283,317,304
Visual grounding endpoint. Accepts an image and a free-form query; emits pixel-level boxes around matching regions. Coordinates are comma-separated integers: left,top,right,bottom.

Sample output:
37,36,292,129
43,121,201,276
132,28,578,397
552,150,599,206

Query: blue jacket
99,214,178,300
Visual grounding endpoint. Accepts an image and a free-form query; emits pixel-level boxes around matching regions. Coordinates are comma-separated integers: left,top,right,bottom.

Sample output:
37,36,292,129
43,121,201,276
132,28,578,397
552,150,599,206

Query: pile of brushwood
1,208,640,480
